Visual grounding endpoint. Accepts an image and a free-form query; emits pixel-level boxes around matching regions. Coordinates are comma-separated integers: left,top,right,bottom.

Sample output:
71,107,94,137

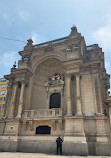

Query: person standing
56,136,63,155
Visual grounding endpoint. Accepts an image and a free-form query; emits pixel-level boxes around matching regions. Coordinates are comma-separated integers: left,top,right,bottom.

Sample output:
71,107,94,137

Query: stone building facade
0,25,111,155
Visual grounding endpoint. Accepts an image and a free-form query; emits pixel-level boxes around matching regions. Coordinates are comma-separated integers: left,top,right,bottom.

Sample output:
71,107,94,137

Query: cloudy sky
0,0,111,92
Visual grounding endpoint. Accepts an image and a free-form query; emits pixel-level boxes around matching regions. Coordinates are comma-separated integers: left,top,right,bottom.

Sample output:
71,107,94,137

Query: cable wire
0,36,26,43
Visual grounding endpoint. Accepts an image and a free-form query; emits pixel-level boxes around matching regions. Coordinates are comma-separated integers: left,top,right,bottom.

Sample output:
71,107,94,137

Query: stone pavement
0,153,111,158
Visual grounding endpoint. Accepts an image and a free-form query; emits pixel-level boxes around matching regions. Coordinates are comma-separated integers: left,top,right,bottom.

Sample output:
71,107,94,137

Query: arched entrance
31,58,65,110
36,126,51,134
50,93,61,109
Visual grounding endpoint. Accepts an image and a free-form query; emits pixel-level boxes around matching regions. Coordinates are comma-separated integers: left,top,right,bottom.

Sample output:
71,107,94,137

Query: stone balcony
22,108,64,119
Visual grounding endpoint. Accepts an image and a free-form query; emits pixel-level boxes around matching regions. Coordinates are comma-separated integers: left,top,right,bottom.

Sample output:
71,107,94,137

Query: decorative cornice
19,50,32,57
4,74,15,81
11,68,33,77
63,58,83,67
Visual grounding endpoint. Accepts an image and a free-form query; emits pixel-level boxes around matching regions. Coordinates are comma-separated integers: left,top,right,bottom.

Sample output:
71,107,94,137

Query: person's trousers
56,145,62,155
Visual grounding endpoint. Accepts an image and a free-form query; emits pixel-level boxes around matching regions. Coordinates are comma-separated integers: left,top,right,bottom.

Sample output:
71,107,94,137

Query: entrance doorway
49,93,61,109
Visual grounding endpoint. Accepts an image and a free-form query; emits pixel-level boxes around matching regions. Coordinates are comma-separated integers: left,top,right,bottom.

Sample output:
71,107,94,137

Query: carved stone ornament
45,46,54,52
19,80,28,86
66,44,79,53
52,120,56,131
24,38,33,51
65,73,72,79
14,81,19,86
29,121,34,131
24,121,28,131
75,73,81,79
7,81,13,88
58,120,63,130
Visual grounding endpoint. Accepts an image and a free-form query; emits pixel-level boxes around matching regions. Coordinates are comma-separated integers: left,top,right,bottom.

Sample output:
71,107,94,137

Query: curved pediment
31,53,66,74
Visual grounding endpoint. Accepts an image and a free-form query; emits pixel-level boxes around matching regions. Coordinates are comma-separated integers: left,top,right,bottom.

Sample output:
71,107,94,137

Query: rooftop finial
11,61,16,71
72,24,76,28
70,24,77,36
27,38,33,45
13,61,16,69
24,38,34,51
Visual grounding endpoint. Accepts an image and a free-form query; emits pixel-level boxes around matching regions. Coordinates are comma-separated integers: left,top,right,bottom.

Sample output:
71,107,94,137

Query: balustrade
23,108,63,118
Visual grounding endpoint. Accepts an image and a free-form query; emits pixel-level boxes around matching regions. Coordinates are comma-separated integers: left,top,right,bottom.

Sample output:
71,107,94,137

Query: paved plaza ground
0,152,111,158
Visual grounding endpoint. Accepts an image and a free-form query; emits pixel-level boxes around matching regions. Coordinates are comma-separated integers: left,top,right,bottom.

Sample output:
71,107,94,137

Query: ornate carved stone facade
0,25,111,155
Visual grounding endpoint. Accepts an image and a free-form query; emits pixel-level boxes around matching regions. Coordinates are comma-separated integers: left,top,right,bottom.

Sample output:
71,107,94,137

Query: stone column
75,74,82,115
17,81,25,118
65,74,72,116
10,82,18,117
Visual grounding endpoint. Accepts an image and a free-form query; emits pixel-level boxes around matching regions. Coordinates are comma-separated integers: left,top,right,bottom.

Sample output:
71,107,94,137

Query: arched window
36,126,51,134
50,93,61,109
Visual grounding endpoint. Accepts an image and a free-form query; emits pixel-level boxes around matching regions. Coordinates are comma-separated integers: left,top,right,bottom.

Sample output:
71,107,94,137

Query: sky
0,0,111,93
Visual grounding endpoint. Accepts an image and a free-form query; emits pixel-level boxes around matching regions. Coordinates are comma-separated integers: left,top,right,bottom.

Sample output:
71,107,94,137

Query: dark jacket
56,137,63,146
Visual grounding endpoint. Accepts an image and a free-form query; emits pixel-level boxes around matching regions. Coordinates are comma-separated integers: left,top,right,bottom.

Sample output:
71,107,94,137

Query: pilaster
92,70,103,114
65,73,72,116
75,73,82,115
